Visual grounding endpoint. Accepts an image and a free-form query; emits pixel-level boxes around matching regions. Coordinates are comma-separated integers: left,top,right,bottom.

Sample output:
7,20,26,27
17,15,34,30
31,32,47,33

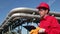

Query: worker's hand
29,27,45,34
29,29,39,34
39,28,45,33
30,27,41,34
36,27,45,33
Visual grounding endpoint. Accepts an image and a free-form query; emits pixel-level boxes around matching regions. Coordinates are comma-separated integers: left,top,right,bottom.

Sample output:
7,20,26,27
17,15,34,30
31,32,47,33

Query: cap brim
37,6,47,9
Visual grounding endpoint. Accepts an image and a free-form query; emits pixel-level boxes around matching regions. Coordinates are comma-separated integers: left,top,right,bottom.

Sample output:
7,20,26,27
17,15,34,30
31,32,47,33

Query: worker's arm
44,17,60,34
48,17,60,34
38,17,60,34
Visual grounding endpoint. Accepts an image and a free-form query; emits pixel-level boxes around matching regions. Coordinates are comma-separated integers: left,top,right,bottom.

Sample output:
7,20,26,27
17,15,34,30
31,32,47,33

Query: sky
0,0,60,34
0,0,60,25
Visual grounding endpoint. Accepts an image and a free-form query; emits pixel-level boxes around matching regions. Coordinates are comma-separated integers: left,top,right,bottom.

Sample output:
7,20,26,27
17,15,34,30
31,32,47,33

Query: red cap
37,2,50,10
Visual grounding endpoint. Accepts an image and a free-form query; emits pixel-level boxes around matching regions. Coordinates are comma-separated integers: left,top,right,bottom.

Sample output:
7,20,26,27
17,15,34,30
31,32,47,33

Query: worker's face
39,9,48,18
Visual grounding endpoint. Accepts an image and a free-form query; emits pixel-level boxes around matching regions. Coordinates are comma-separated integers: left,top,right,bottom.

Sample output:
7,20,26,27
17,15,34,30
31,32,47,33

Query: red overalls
39,15,60,34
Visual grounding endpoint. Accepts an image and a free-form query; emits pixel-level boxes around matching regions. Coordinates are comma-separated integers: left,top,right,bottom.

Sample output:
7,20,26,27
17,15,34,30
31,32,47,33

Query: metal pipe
2,31,3,34
1,13,60,29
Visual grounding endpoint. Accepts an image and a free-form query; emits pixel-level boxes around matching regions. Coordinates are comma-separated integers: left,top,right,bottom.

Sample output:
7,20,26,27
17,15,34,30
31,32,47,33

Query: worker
30,2,60,34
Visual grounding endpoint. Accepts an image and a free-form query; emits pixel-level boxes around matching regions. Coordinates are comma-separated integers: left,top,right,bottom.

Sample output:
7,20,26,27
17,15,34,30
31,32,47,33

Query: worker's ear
45,10,49,14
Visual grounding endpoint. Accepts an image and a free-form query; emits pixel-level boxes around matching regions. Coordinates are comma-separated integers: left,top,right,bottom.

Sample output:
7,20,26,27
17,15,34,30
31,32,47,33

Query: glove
30,27,41,34
29,29,38,34
39,28,45,33
30,27,45,34
36,27,45,33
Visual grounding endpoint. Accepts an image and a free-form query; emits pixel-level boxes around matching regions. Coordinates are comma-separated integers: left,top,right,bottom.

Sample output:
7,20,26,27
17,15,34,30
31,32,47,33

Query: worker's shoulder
48,15,57,20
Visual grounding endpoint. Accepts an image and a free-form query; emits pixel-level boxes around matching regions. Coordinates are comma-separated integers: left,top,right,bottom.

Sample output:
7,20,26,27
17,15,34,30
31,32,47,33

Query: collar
40,15,49,20
44,14,49,19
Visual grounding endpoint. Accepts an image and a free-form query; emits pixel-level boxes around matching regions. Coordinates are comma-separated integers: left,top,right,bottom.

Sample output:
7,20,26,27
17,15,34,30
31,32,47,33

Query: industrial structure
0,7,60,34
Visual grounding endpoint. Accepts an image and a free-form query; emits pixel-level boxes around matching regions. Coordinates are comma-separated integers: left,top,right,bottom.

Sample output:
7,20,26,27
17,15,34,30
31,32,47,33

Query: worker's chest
40,19,51,28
